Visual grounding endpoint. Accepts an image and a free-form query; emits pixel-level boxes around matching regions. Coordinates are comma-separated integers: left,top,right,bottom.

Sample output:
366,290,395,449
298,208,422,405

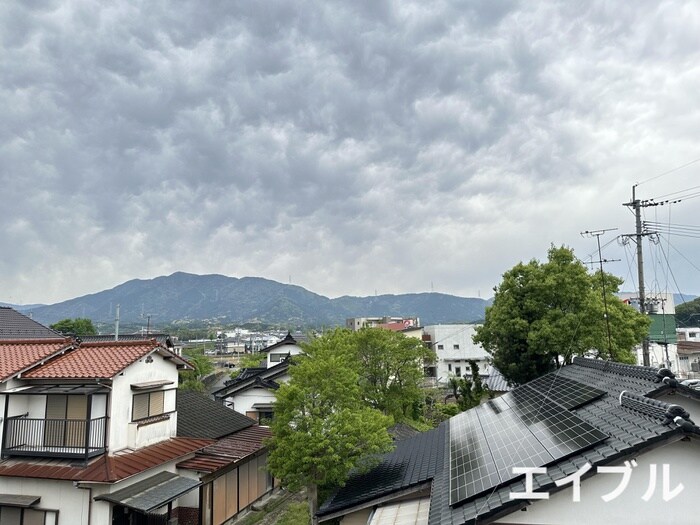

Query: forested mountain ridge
25,272,490,328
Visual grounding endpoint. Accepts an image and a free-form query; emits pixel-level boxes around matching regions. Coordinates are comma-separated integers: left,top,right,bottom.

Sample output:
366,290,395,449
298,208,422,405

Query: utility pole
623,185,650,366
581,228,619,358
115,304,120,341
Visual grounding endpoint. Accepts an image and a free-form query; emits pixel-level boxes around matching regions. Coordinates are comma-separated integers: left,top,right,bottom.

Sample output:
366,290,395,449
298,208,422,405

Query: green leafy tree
229,352,267,379
50,318,98,336
447,360,486,411
474,246,650,385
676,297,700,327
179,354,216,392
267,329,393,524
352,328,436,421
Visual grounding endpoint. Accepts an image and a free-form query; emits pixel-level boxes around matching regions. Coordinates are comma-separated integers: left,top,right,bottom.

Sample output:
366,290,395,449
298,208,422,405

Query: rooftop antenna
581,228,619,358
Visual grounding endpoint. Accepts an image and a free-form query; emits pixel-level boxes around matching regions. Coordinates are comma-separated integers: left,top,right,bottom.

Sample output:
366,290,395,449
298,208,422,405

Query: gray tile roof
0,307,61,339
212,360,290,399
319,357,695,524
480,367,511,393
176,389,255,439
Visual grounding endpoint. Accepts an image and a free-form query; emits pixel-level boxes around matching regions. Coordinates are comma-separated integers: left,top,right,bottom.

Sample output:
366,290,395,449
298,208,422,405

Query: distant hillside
0,302,45,311
25,272,490,328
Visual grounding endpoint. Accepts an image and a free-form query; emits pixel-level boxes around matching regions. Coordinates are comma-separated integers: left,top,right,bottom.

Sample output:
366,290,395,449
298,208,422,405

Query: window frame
131,388,175,422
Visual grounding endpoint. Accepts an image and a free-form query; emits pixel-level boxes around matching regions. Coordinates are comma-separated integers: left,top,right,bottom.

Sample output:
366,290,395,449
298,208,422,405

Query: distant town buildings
346,316,420,331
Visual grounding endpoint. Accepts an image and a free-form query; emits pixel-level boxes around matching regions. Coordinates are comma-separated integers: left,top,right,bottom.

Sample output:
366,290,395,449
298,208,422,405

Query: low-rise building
422,324,489,383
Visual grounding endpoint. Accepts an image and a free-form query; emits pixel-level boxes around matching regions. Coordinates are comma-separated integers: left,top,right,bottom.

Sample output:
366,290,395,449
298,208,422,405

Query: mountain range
20,272,491,328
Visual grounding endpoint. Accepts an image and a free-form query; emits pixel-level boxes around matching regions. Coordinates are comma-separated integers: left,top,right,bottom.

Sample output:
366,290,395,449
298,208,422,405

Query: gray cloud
2,0,700,305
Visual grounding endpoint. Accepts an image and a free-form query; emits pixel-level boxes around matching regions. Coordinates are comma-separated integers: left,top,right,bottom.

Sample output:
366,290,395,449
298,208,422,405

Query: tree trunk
308,483,319,525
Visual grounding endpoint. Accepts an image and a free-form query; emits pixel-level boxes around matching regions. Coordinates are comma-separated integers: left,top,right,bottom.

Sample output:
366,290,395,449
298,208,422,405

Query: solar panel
449,409,500,505
509,386,609,459
526,374,607,410
449,384,608,506
476,398,552,484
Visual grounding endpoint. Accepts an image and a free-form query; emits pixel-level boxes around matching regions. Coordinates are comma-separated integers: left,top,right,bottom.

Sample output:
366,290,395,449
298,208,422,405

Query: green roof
648,314,677,343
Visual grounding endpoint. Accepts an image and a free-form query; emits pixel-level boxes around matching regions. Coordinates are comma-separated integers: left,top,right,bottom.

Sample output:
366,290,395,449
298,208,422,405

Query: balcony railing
2,415,107,460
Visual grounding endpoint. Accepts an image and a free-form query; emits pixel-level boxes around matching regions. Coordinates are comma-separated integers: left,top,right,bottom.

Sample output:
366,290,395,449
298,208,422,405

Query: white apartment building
422,324,488,383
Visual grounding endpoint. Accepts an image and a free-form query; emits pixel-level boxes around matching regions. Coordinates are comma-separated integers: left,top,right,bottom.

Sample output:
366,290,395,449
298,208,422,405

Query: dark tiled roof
80,333,174,347
177,389,255,439
320,357,696,524
0,307,61,339
388,422,421,441
213,360,290,399
258,332,299,353
319,424,446,517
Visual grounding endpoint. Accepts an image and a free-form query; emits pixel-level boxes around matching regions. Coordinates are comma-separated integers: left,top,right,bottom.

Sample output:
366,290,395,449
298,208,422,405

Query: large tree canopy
473,246,650,386
267,329,392,524
352,327,435,421
50,318,98,336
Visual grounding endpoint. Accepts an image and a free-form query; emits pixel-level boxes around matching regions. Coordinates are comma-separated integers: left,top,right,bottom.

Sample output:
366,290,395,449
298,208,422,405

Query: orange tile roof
0,438,213,483
23,339,163,380
0,338,73,381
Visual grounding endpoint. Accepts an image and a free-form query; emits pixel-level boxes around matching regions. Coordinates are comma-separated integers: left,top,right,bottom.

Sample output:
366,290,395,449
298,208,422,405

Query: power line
636,156,700,186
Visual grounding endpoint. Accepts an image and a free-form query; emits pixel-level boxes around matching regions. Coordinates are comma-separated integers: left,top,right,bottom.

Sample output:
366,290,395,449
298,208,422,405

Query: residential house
0,336,208,525
319,357,700,524
422,324,489,383
176,390,276,525
212,332,303,422
677,327,700,379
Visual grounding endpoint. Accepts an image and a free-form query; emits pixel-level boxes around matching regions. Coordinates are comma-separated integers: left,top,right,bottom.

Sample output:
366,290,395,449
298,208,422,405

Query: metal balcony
1,415,107,460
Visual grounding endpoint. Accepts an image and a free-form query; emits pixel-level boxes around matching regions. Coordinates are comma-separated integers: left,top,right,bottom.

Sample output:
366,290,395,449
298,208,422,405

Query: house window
45,395,87,448
448,364,452,372
0,507,58,525
453,344,460,350
132,390,165,421
455,367,461,376
258,410,274,425
269,353,286,363
437,344,444,350
690,332,697,338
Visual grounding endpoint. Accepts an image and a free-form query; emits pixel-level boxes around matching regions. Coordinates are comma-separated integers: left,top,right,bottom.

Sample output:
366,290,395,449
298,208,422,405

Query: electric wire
636,156,700,186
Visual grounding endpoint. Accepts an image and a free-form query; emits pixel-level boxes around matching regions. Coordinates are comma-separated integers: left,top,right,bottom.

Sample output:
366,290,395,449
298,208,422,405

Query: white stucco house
0,335,208,525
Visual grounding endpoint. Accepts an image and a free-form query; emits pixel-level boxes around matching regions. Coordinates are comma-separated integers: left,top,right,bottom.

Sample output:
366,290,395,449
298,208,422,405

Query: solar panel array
525,375,607,410
449,378,608,507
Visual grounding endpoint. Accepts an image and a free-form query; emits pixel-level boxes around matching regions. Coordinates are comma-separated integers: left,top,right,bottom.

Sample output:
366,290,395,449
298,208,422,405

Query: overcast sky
2,0,700,305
